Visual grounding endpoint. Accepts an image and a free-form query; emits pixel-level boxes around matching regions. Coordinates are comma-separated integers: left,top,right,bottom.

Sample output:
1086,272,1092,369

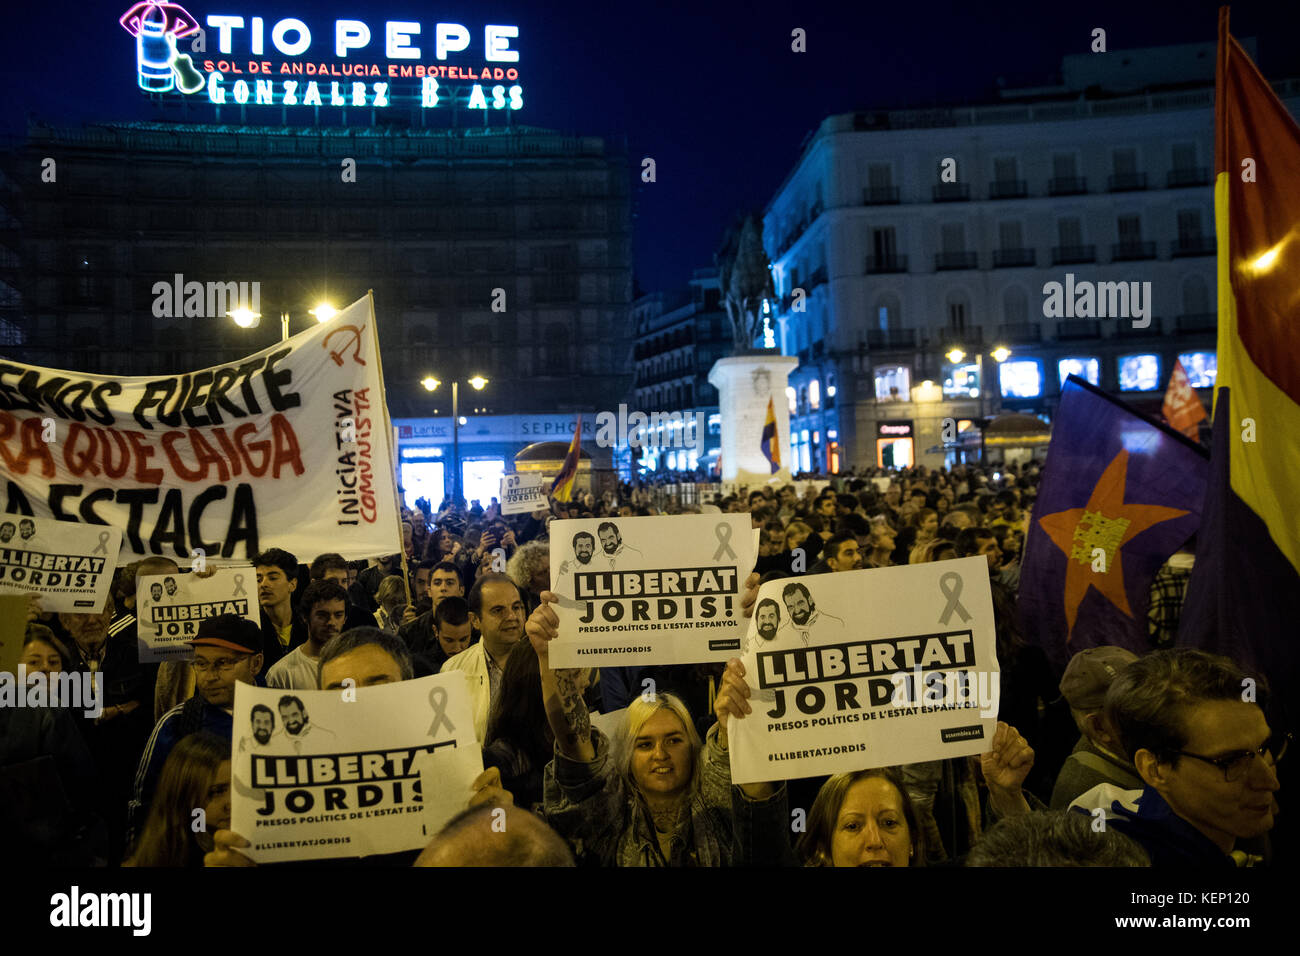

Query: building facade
762,42,1300,471
628,268,730,477
0,121,633,427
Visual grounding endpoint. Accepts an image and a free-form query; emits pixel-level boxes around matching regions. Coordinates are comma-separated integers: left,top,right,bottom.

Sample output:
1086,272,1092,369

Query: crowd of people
2,461,1284,867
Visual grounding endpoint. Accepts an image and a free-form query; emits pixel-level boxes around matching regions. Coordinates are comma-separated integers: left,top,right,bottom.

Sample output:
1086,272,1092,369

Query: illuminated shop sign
120,3,525,110
877,421,913,437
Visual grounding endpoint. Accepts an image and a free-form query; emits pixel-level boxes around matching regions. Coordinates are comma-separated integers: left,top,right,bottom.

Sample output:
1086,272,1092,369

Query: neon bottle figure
137,4,176,92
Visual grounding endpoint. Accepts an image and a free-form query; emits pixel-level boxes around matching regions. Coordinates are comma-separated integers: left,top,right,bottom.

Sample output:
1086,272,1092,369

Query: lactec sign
121,4,524,111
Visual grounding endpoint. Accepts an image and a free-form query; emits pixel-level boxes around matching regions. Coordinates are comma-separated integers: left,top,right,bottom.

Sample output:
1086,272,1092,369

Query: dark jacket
1103,786,1239,867
0,705,109,865
127,697,234,853
397,611,453,677
259,609,308,675
543,725,787,867
1050,736,1144,810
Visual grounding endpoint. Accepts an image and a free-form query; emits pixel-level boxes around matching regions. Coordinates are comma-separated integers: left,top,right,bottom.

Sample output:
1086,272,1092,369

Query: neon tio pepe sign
120,4,524,111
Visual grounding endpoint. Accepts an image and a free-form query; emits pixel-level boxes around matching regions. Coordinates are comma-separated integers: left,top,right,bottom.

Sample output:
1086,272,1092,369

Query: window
1117,215,1143,243
1003,287,1029,324
1178,351,1217,388
874,365,911,401
944,364,981,398
941,223,965,253
1112,148,1138,176
999,359,1043,398
1182,275,1210,314
1052,153,1078,178
799,386,808,413
868,163,893,189
809,379,820,410
875,292,900,330
1058,218,1083,247
946,293,969,333
1058,357,1100,386
998,221,1024,249
1172,143,1197,170
994,157,1018,181
786,386,797,415
872,227,897,260
1118,353,1161,391
1177,210,1204,240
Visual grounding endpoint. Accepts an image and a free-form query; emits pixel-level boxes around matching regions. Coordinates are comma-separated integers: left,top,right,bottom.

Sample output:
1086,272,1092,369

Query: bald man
415,804,574,867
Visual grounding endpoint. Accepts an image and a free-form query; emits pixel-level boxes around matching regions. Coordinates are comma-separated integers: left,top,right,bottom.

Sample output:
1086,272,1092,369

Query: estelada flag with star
1018,376,1208,672
1178,10,1300,714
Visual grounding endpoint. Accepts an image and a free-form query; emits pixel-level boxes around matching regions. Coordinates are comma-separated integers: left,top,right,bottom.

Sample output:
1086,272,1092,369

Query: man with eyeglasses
126,614,263,854
1085,648,1283,866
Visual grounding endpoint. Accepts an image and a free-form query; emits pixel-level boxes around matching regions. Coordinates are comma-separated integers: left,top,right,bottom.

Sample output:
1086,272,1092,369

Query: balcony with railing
1056,319,1100,340
864,254,908,274
1048,176,1088,196
1111,240,1157,261
1167,167,1211,188
1172,235,1215,257
932,183,971,202
988,179,1028,200
865,328,918,349
993,248,1036,268
1117,316,1163,335
935,251,978,271
1051,244,1097,265
1107,172,1149,192
862,185,900,205
996,323,1042,343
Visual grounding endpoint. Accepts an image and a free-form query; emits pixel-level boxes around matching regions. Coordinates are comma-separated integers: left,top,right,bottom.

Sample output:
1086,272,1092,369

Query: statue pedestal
707,352,798,485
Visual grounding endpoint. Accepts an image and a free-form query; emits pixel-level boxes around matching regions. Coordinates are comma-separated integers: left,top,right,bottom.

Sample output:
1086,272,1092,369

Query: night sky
3,0,1297,293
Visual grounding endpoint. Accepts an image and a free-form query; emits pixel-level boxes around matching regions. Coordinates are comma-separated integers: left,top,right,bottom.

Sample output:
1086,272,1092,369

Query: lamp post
227,302,337,342
423,374,489,504
946,345,1011,464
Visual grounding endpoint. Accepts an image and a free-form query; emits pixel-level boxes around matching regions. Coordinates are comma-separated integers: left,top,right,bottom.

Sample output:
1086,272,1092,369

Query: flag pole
366,289,413,608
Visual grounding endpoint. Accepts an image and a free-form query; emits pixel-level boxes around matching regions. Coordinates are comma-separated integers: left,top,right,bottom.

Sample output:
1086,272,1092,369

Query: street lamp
228,302,338,342
309,303,338,323
945,345,1011,463
423,374,489,503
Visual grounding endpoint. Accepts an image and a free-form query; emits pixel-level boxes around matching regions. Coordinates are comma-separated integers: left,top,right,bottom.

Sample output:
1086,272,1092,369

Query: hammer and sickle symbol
323,324,367,367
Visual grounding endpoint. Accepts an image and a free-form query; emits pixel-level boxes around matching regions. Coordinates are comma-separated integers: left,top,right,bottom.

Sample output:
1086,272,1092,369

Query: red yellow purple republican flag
1178,9,1300,713
1162,359,1208,440
549,414,582,502
760,398,780,474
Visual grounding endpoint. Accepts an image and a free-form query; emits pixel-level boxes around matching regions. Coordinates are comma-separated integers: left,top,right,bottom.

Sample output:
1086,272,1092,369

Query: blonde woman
525,576,784,866
373,575,408,632
125,732,230,867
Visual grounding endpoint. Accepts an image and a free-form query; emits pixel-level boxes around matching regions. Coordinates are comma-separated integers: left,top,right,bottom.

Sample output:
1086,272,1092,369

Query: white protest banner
499,472,547,515
548,514,753,668
136,566,258,663
0,294,399,562
727,557,999,785
0,515,121,612
231,671,480,862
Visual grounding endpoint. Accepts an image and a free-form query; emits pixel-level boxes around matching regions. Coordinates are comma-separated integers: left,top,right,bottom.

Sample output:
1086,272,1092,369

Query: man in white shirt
441,573,526,740
265,580,349,690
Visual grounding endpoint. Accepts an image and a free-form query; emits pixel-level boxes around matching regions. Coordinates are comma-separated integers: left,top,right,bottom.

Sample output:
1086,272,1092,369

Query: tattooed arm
527,592,596,761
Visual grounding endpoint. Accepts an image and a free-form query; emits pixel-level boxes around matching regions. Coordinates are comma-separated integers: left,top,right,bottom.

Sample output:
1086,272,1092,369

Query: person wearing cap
125,614,263,855
1049,646,1143,809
